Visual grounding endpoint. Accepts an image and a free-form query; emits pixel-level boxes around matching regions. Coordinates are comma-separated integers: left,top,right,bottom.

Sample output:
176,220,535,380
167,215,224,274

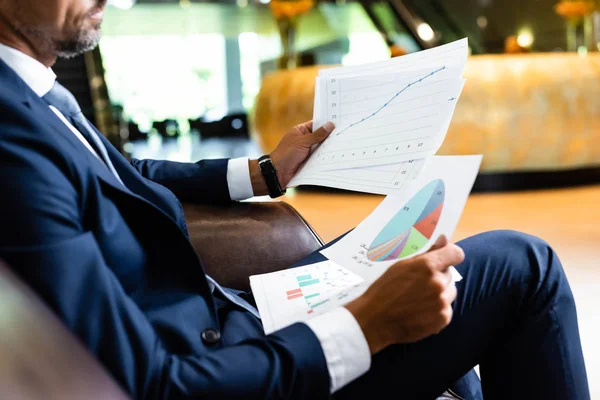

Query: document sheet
251,155,482,334
288,38,469,195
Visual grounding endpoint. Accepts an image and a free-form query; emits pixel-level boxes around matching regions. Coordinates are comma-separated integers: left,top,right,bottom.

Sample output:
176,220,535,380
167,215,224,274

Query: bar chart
285,267,362,314
250,261,364,333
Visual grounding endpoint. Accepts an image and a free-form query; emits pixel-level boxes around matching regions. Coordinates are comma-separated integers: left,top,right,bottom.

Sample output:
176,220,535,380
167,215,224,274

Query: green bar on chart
299,279,320,287
296,275,312,282
311,299,330,308
304,293,320,300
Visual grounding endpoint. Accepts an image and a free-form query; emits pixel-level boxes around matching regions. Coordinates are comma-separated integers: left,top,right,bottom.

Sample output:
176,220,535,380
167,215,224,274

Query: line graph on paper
311,38,468,131
299,66,465,172
335,66,446,136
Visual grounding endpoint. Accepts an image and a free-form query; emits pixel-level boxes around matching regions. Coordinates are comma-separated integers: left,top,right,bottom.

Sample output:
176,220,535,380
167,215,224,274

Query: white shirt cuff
226,157,254,201
304,307,371,393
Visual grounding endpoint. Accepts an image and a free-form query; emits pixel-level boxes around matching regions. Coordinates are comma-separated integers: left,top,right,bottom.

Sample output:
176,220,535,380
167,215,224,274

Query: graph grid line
335,66,446,136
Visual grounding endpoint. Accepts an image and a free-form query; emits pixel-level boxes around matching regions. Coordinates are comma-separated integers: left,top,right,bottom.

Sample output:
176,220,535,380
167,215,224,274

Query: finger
437,306,454,332
436,268,454,288
442,282,458,305
425,244,465,272
305,122,335,145
419,305,454,337
428,235,448,252
430,305,454,334
429,270,453,300
297,121,313,135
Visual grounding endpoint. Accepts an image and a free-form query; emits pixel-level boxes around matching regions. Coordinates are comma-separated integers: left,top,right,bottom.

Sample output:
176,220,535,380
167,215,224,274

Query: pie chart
367,179,445,261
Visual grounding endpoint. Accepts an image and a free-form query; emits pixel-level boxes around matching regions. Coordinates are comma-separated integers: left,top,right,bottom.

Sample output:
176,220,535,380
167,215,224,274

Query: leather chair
183,201,323,291
0,201,323,399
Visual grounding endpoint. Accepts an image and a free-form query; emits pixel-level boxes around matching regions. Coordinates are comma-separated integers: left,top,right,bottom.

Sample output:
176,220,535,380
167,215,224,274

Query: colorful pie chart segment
367,179,445,261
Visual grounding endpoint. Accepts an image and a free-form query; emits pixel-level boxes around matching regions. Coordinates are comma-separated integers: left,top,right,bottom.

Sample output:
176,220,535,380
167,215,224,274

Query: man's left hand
250,120,335,196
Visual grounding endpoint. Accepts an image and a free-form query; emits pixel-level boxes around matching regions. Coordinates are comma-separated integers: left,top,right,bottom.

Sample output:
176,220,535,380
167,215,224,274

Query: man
0,0,590,399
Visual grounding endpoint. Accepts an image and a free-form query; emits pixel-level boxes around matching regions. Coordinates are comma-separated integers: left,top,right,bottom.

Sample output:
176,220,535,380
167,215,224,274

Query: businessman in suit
0,0,590,399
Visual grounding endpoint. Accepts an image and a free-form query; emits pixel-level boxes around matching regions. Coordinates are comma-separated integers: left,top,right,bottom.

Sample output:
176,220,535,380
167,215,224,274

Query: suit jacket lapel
31,93,189,240
34,99,134,193
84,124,196,241
27,91,193,248
0,57,131,195
33,99,213,292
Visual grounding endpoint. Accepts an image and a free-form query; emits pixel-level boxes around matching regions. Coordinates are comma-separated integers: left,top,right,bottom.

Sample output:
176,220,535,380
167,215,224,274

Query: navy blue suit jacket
0,59,329,399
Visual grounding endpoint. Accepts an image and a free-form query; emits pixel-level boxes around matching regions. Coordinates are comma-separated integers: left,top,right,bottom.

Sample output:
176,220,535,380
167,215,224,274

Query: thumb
305,122,335,145
428,235,448,252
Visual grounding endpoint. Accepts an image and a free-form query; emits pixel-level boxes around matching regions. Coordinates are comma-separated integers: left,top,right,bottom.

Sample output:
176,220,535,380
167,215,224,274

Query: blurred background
55,0,599,395
62,0,600,188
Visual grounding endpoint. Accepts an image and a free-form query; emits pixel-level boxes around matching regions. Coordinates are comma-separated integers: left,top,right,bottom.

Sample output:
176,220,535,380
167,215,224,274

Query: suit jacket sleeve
0,117,330,399
130,158,232,204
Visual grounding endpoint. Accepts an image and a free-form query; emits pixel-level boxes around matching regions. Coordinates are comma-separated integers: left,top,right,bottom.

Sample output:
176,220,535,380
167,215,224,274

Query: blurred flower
269,0,315,20
390,44,408,58
504,35,530,53
554,1,597,22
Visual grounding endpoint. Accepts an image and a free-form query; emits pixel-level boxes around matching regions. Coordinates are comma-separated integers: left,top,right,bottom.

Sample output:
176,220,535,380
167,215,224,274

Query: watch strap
258,155,286,198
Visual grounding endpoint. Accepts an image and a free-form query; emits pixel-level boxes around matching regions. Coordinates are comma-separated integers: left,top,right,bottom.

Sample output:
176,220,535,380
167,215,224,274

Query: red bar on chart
287,293,304,300
286,288,302,296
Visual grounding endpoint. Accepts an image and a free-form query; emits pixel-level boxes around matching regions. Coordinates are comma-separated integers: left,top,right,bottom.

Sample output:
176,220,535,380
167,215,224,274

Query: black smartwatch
258,155,286,198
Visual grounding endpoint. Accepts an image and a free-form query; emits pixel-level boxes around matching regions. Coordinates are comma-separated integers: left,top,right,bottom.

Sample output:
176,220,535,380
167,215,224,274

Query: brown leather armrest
183,201,324,291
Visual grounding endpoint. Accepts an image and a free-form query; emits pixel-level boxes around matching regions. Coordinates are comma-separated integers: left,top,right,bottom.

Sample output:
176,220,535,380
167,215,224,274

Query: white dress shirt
0,42,371,393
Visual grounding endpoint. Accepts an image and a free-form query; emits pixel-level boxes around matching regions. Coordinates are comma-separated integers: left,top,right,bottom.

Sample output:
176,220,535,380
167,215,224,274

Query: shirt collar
0,42,56,97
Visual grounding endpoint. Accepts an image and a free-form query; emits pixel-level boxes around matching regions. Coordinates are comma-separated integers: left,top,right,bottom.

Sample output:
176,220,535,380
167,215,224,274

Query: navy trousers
290,230,590,399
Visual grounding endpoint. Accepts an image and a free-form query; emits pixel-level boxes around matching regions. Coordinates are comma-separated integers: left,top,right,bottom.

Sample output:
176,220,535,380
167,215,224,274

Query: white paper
250,261,364,334
251,155,481,334
294,38,469,195
318,38,468,80
289,158,428,195
289,77,465,194
321,155,482,282
313,77,325,130
310,75,465,170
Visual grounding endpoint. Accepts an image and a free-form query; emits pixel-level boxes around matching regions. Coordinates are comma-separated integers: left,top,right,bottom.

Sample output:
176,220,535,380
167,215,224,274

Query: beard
12,1,104,59
55,23,102,59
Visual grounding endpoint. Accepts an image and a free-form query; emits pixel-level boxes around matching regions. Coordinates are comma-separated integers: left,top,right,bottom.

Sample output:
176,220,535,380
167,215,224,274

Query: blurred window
100,34,227,133
99,2,394,134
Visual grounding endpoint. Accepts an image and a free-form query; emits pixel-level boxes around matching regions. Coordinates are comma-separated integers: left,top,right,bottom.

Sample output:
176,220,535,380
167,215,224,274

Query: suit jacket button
201,328,221,345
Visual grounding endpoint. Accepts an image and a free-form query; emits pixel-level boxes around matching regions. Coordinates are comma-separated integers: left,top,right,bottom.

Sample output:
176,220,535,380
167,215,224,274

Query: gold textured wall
252,53,600,172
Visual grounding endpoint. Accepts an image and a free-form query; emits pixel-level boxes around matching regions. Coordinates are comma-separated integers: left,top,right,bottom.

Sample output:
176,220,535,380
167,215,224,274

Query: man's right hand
345,236,465,354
